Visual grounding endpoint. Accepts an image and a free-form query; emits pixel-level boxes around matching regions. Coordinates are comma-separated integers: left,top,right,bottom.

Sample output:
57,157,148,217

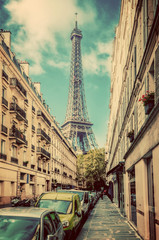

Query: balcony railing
10,103,27,121
2,70,9,83
37,128,51,143
10,78,27,97
1,124,8,134
37,110,51,127
2,97,8,108
11,157,18,164
36,147,50,159
9,126,27,145
0,153,7,160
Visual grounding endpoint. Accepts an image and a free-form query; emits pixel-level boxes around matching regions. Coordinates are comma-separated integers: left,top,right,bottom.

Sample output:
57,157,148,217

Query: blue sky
0,0,121,148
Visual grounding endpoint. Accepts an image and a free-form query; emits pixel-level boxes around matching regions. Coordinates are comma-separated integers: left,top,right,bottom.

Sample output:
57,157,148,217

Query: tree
77,148,106,190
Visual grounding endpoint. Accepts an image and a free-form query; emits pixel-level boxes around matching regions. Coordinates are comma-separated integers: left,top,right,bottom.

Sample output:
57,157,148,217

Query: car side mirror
47,235,58,240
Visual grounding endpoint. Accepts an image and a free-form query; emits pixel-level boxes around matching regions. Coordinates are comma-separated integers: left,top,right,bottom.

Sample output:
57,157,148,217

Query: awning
106,161,125,176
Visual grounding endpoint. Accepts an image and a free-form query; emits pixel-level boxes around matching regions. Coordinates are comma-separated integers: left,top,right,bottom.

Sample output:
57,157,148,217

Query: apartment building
0,30,77,206
105,0,159,239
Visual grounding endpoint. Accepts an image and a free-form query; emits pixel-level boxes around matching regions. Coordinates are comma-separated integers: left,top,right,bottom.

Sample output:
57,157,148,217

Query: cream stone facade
105,0,159,239
0,30,77,206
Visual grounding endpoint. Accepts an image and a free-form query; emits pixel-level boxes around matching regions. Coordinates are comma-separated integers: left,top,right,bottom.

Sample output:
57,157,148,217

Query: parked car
35,192,82,239
89,192,97,209
66,189,90,218
57,189,90,218
0,207,65,240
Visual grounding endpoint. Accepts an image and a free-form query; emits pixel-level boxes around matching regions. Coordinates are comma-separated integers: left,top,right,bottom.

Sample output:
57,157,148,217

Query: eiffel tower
61,14,98,154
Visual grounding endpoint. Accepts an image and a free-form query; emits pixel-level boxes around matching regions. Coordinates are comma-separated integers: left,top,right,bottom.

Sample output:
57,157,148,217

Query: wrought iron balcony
0,153,7,160
10,78,27,97
10,103,27,121
37,110,51,127
1,124,8,135
2,97,8,108
37,128,51,144
11,157,18,164
36,147,50,159
2,70,9,83
9,126,27,145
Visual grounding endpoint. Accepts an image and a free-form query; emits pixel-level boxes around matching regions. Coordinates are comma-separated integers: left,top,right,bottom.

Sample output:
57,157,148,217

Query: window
11,145,17,158
2,113,5,126
1,140,5,154
2,87,6,98
23,151,26,162
143,0,148,48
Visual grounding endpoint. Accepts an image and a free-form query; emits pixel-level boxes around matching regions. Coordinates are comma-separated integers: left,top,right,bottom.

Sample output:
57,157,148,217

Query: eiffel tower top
71,13,83,40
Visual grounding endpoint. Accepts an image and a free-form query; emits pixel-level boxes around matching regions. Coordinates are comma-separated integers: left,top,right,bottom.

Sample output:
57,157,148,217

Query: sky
0,0,121,148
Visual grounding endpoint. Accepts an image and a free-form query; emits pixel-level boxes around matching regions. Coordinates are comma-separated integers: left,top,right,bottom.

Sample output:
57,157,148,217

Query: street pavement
76,195,142,240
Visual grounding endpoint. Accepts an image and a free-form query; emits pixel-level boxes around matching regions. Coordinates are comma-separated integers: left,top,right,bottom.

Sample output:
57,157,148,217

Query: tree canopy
77,148,106,191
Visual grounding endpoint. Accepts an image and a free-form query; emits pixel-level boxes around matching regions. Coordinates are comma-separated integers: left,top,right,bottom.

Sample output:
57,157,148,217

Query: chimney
19,61,29,77
0,30,11,49
33,82,41,95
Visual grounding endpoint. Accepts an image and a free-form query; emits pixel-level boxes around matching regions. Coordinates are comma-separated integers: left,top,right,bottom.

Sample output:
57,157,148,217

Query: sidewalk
76,195,142,240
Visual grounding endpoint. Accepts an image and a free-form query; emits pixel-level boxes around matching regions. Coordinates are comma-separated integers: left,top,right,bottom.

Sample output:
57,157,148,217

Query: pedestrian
108,181,114,203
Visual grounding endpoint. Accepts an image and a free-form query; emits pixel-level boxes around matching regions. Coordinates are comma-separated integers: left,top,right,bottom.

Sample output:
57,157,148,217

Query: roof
0,207,54,218
41,192,76,201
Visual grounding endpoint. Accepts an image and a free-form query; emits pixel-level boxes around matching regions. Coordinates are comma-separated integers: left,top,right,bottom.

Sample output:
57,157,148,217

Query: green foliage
77,148,106,190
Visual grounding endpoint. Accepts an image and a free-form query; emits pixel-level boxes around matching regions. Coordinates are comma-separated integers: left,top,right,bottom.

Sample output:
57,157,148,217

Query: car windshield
0,216,39,240
37,200,72,214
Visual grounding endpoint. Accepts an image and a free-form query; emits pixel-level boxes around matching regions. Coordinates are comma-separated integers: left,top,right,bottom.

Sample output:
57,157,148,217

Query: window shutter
155,46,159,103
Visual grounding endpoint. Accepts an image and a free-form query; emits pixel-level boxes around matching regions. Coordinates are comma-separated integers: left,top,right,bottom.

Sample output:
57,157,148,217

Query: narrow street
76,196,142,240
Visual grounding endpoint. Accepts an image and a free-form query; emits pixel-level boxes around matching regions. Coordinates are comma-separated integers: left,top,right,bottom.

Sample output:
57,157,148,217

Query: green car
36,192,82,239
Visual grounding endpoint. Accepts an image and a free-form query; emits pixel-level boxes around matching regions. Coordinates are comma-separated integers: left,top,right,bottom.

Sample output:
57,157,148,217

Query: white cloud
83,40,113,76
5,0,96,75
47,59,69,69
97,41,113,55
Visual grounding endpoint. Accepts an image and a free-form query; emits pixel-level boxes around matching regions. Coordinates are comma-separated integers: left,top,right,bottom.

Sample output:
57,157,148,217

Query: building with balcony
105,1,159,239
0,30,77,206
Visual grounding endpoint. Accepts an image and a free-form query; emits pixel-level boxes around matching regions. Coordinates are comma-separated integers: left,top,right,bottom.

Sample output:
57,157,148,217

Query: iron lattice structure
61,18,98,154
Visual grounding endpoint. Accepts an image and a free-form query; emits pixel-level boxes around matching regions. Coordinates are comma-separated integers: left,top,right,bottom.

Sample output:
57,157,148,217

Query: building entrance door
147,158,156,240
